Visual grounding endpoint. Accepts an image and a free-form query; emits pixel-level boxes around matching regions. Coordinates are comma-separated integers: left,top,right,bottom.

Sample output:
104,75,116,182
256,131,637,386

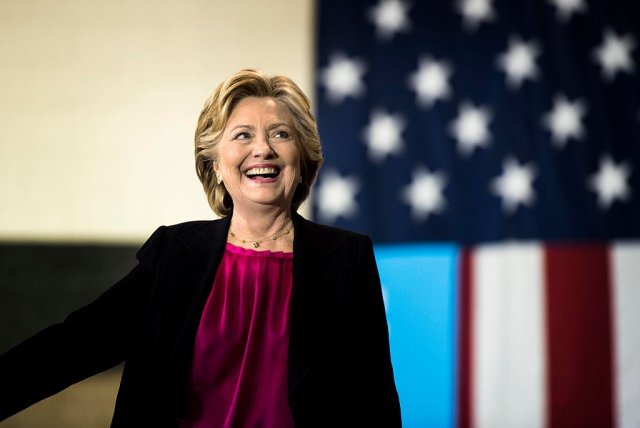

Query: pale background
0,0,313,425
0,0,314,243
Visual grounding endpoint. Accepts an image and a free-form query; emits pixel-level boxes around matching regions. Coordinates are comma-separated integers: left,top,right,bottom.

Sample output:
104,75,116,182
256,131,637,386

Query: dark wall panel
0,243,139,353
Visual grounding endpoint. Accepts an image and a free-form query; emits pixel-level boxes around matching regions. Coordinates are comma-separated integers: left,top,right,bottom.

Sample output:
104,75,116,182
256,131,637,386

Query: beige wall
0,0,314,243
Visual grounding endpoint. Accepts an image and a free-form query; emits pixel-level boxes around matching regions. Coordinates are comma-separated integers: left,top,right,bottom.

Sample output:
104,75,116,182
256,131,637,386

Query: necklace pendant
253,242,260,248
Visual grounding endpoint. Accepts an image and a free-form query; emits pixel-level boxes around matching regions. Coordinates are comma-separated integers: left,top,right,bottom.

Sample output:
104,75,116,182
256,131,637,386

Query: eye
233,131,251,141
273,130,290,139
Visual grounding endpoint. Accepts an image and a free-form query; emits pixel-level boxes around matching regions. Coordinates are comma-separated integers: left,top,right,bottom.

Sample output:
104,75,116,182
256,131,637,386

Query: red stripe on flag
545,245,615,428
457,248,473,428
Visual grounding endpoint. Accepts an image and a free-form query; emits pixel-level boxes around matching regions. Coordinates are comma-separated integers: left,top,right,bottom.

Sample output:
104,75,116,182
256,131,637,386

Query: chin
243,195,289,209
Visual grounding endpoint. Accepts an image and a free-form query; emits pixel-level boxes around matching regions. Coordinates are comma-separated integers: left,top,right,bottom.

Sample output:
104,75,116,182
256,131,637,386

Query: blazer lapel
288,213,343,399
156,215,231,420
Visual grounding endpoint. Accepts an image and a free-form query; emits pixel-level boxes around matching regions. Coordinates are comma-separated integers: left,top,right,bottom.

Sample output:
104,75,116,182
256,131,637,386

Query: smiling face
214,96,301,213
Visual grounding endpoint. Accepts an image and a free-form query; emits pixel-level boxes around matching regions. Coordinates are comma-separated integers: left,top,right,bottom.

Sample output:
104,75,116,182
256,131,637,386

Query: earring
298,175,303,184
216,173,223,185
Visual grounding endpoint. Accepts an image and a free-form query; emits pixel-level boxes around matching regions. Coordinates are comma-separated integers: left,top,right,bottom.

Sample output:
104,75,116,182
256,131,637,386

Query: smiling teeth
246,167,278,176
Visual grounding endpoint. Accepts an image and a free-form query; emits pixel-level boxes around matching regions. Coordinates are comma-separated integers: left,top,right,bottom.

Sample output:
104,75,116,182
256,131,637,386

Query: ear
213,160,219,174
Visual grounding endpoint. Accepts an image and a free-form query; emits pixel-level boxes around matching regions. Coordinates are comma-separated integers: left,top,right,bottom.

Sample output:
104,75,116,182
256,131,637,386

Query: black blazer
0,213,401,427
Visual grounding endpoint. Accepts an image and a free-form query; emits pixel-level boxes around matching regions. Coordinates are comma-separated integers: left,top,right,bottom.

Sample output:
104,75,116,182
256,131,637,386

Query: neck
230,205,293,240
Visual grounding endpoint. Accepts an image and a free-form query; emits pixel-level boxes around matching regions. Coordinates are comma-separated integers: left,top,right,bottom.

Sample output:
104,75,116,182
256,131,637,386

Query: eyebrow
267,122,292,130
228,123,292,133
229,124,255,133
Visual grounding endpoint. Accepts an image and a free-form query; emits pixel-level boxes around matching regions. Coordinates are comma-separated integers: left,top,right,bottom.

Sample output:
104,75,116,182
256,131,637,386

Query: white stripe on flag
612,243,640,428
473,243,546,428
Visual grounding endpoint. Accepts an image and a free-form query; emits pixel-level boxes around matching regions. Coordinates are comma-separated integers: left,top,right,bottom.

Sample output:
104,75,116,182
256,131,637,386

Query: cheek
287,156,301,179
290,146,302,170
217,148,243,173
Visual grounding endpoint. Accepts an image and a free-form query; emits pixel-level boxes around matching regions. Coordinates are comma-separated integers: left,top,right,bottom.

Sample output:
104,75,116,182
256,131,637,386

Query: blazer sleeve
0,226,166,421
348,236,402,426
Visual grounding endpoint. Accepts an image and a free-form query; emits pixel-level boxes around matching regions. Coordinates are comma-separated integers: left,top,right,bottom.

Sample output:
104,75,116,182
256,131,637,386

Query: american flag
312,0,640,427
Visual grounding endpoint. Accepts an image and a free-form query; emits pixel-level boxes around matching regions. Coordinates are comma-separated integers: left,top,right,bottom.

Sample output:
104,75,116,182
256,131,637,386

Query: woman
0,69,401,427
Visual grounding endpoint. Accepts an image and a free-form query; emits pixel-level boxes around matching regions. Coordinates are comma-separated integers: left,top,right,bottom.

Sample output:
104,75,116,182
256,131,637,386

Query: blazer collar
174,211,342,260
176,214,231,258
291,212,342,261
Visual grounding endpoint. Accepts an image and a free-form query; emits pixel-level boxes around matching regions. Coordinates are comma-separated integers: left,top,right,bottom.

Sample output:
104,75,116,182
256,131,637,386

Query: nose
252,132,276,158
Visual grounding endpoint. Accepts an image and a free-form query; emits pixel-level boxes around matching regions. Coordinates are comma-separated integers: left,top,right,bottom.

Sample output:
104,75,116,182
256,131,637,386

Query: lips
243,164,281,181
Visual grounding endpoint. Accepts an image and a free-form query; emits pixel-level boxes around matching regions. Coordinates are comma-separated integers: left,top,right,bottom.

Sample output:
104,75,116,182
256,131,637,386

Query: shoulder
301,218,369,240
136,217,228,267
139,219,215,246
157,220,214,238
294,214,374,253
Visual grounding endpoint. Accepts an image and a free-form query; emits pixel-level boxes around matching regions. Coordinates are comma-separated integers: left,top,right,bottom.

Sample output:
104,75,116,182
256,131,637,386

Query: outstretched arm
0,226,165,420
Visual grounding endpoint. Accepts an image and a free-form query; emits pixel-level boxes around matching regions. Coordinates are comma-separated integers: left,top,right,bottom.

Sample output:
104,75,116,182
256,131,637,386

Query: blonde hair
195,69,323,216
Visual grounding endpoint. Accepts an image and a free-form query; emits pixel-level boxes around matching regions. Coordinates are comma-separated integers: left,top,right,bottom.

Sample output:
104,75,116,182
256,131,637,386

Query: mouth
244,166,281,181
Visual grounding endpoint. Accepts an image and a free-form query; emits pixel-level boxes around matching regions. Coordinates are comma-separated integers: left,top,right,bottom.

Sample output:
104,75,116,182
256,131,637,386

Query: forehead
227,96,293,125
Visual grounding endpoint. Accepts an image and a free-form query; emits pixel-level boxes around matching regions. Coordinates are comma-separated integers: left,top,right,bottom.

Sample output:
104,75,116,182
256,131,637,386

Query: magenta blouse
181,242,295,428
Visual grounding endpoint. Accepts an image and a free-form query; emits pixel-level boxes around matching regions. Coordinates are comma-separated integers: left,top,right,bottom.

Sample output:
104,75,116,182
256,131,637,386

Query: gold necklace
229,225,291,248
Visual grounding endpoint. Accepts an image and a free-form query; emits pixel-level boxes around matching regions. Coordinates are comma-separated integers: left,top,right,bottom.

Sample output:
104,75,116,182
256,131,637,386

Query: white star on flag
408,57,453,107
456,0,496,31
548,0,587,21
368,0,411,41
401,167,447,221
588,156,632,210
449,102,493,157
497,37,540,89
363,110,406,162
491,157,537,214
593,29,636,81
316,170,360,222
320,53,367,103
543,95,587,148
